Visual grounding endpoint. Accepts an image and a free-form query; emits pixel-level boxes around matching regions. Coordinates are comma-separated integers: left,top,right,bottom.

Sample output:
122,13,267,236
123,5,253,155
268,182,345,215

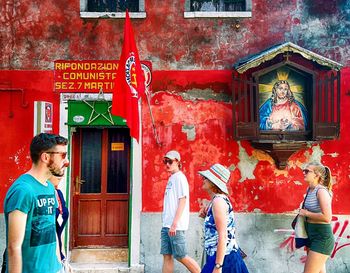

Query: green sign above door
67,100,126,126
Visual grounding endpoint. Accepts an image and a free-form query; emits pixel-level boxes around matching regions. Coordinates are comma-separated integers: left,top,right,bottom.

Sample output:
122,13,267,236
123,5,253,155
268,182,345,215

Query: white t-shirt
162,171,190,230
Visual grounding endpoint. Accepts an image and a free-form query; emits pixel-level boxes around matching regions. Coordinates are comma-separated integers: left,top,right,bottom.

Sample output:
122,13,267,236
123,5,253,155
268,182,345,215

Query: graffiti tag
277,216,350,263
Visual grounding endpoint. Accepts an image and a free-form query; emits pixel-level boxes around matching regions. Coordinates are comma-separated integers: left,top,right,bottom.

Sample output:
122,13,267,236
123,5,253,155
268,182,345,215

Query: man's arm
7,210,27,273
169,197,186,237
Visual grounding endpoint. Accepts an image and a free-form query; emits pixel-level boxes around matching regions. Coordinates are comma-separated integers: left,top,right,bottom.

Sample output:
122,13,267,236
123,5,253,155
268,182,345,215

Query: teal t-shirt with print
4,174,62,273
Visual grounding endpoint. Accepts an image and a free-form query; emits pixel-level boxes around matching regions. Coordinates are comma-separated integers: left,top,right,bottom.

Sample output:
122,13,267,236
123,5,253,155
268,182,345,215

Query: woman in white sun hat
199,163,249,273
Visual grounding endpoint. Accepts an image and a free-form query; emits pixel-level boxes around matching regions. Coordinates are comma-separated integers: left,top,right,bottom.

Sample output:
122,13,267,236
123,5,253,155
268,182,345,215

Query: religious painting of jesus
259,67,308,131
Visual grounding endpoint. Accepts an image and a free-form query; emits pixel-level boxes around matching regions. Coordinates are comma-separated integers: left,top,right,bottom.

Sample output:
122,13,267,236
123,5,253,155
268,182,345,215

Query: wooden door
71,127,130,247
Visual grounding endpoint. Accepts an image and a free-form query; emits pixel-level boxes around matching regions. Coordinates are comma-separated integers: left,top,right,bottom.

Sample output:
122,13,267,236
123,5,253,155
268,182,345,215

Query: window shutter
232,73,258,139
313,71,340,140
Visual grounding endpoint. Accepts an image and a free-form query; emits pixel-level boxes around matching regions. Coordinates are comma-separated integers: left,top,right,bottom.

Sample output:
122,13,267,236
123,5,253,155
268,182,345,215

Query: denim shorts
160,227,187,259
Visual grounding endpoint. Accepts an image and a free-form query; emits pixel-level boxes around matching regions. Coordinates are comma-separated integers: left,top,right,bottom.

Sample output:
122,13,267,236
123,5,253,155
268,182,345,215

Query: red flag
112,10,145,142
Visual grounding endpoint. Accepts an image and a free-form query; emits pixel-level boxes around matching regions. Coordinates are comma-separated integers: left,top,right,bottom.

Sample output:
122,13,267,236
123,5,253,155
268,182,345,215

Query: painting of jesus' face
275,83,289,100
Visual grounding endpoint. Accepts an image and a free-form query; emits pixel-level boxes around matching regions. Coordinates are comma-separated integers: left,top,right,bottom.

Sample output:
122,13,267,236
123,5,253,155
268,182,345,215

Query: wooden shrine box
232,42,343,169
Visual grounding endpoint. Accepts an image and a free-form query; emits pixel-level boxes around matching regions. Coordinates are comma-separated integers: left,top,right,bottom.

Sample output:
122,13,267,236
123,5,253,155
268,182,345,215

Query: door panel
78,200,101,235
72,127,130,247
105,200,128,235
81,129,102,193
107,130,129,193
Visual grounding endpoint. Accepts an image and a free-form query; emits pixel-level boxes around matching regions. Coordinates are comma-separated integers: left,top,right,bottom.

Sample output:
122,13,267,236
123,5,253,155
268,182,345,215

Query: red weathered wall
0,71,59,211
1,0,349,214
1,0,349,70
142,68,350,214
0,69,349,214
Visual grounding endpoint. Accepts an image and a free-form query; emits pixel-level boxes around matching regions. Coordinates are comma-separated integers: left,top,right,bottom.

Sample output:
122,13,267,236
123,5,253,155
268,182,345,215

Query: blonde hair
305,161,332,191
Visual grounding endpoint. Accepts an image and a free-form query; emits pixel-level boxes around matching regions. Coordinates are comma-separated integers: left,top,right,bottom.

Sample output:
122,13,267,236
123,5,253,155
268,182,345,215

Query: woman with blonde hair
298,161,334,273
199,163,249,273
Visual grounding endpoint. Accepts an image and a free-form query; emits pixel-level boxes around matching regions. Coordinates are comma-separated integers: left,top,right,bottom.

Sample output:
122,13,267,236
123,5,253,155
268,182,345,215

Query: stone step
70,262,128,273
70,263,144,273
70,248,128,263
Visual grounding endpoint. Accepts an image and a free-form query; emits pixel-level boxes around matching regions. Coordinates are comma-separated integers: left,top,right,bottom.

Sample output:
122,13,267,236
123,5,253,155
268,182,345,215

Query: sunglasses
163,158,174,165
302,169,313,175
46,151,68,159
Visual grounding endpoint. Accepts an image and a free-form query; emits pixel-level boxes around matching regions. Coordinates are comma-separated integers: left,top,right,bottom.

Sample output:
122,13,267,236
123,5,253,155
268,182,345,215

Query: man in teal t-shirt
4,133,69,273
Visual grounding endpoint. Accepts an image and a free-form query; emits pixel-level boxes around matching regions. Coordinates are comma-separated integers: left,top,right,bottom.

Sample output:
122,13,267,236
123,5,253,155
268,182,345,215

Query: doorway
71,127,130,247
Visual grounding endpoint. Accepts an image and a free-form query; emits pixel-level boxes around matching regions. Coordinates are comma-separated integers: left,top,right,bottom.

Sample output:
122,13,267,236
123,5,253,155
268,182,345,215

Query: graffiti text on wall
278,216,350,262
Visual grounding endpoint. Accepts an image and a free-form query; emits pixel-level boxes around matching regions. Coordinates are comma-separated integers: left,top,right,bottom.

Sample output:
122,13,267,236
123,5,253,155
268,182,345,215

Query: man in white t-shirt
160,150,200,273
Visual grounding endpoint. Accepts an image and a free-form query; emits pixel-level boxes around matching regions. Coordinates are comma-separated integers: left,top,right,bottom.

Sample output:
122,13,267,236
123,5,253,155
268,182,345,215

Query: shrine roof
234,42,343,74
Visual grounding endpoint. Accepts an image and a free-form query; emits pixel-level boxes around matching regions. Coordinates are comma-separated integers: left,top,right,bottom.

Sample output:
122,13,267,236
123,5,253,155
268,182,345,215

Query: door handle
75,176,86,189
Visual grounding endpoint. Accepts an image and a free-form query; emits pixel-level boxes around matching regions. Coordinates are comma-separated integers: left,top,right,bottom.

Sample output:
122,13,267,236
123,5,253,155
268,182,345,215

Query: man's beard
48,159,64,177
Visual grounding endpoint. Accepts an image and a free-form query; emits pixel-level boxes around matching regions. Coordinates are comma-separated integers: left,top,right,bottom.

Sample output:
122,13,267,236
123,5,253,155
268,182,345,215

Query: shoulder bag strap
301,188,310,209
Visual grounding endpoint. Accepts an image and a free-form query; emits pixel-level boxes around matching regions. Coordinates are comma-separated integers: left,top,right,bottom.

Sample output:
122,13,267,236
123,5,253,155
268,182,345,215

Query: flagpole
145,87,161,146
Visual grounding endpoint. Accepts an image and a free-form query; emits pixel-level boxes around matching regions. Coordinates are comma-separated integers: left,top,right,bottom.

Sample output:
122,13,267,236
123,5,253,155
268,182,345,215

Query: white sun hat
164,150,181,161
198,163,230,194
